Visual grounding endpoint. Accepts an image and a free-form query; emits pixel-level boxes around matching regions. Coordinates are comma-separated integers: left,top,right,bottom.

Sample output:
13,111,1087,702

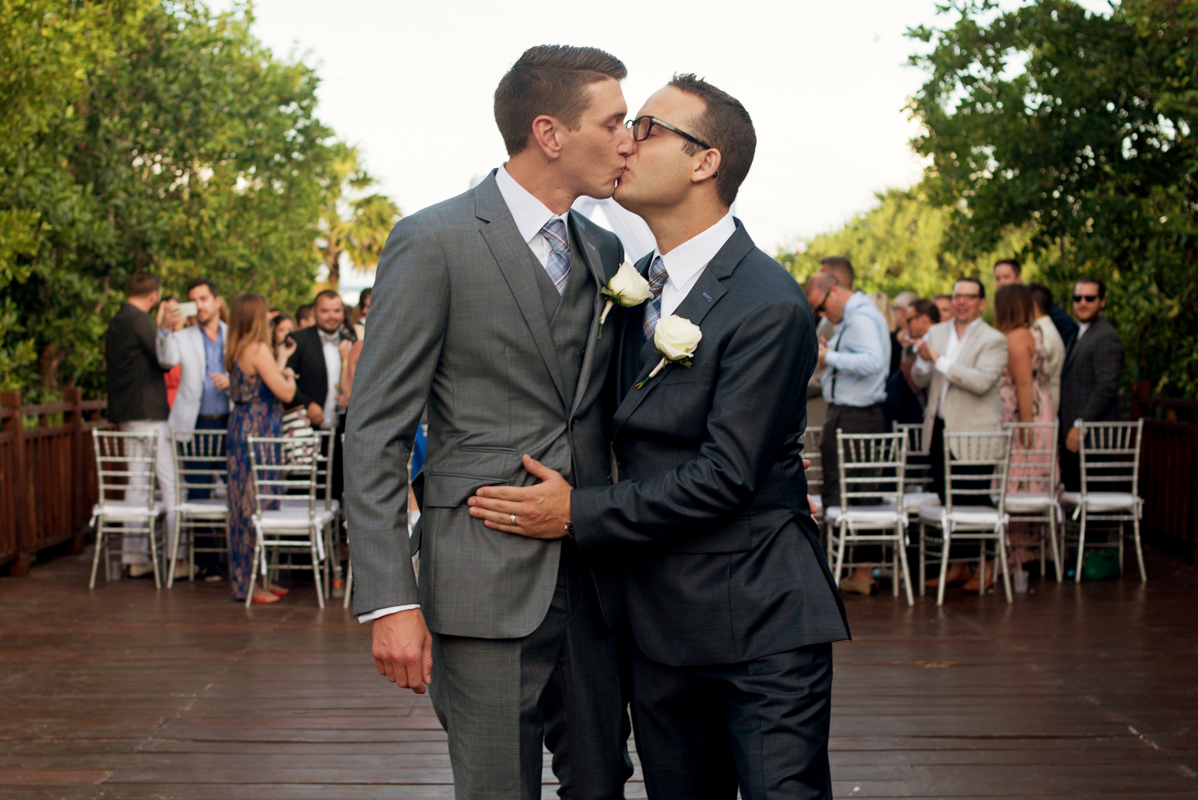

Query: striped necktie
540,218,571,295
642,256,668,342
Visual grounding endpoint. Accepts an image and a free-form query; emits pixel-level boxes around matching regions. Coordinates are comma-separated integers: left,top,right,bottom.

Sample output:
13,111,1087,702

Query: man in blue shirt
804,271,892,594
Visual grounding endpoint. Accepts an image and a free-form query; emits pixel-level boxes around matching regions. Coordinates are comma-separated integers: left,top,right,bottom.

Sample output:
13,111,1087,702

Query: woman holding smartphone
224,293,297,604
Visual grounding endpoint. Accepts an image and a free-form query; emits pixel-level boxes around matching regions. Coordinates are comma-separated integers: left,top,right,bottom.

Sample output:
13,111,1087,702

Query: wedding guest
805,272,891,595
1027,283,1065,414
105,272,181,578
993,259,1078,347
350,288,371,342
161,295,186,409
270,312,296,354
869,291,903,375
884,298,939,426
892,291,918,344
1059,277,1124,491
995,284,1056,568
224,292,297,603
933,293,954,323
295,303,315,329
911,278,1008,591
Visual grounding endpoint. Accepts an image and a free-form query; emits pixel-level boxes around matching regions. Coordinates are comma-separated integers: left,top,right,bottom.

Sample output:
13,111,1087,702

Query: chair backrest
1001,421,1059,496
170,429,228,504
1079,420,1143,496
802,426,823,500
247,435,317,517
893,422,933,493
942,430,1012,515
313,429,336,509
92,429,159,508
835,430,907,507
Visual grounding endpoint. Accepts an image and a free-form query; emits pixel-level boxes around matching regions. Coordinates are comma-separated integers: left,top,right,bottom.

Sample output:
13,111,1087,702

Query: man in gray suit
470,75,850,800
345,45,634,799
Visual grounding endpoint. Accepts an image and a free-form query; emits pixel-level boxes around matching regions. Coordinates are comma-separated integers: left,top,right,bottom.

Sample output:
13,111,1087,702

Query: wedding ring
510,514,516,526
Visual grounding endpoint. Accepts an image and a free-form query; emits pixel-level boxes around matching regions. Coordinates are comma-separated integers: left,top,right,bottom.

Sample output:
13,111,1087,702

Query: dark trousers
428,539,632,800
822,403,886,562
1059,429,1082,492
629,640,835,800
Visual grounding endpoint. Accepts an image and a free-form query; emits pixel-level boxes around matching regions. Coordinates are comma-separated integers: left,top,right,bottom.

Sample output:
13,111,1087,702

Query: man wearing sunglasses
1058,277,1125,490
470,74,849,800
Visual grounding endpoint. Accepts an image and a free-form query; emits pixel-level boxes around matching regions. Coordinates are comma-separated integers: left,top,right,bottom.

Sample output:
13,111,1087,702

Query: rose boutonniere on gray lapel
597,259,653,338
637,315,703,389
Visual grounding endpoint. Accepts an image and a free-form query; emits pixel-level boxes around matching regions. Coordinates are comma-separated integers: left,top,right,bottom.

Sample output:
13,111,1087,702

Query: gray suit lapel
612,221,753,438
475,174,568,407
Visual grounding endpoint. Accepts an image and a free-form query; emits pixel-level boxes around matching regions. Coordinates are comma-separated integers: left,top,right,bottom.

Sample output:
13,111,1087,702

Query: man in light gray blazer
911,277,1008,587
345,45,634,799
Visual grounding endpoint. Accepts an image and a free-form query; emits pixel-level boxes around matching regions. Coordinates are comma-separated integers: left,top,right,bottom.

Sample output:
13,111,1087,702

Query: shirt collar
495,164,567,244
952,316,984,340
653,211,736,288
318,329,340,346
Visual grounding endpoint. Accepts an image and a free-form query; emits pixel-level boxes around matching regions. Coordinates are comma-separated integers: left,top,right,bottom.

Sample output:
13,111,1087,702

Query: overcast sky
218,0,1112,289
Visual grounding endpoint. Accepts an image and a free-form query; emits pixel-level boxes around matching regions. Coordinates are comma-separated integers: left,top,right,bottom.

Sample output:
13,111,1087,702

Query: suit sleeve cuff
357,604,420,624
934,355,953,376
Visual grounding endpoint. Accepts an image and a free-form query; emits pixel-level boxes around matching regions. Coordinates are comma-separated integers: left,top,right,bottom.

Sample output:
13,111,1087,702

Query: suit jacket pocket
422,447,516,508
666,515,754,554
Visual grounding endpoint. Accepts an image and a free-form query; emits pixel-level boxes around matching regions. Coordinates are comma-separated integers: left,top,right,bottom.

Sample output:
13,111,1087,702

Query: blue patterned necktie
642,256,668,342
540,218,571,295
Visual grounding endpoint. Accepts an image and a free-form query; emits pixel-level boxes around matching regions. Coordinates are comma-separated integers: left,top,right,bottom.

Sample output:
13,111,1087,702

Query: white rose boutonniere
636,315,702,389
597,259,653,338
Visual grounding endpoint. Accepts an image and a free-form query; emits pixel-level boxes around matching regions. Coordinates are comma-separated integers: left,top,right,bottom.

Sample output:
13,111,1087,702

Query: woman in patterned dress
995,284,1057,573
225,293,297,603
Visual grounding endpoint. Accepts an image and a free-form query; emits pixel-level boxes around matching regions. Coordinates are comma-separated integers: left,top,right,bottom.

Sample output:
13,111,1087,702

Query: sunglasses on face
812,294,829,316
1073,294,1099,303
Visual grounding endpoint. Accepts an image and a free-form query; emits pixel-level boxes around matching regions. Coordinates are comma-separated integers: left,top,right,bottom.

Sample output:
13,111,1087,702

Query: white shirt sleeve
934,353,954,376
357,604,420,624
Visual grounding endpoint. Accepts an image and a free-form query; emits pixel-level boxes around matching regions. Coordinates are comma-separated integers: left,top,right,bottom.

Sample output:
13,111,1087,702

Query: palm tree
316,145,401,290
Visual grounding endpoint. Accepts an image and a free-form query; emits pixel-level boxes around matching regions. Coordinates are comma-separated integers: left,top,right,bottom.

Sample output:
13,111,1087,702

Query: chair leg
833,524,848,585
1048,515,1063,583
311,530,325,610
1074,510,1087,584
918,522,926,597
148,518,162,590
1133,514,1147,583
897,529,914,606
342,557,353,610
1118,521,1125,575
89,523,105,589
937,529,951,606
167,516,181,589
998,529,1013,603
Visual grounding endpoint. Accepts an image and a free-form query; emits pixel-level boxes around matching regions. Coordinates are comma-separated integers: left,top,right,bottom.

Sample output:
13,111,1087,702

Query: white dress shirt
652,212,736,320
1076,321,1091,341
359,165,567,625
318,330,341,430
495,163,569,268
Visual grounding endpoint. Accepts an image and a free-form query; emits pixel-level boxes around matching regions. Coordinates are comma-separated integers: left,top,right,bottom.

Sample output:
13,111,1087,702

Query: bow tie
319,330,340,346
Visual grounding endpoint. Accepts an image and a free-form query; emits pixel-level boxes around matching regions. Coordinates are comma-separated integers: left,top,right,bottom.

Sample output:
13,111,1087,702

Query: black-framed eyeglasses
1072,294,1099,303
626,115,713,150
952,293,982,301
812,293,829,317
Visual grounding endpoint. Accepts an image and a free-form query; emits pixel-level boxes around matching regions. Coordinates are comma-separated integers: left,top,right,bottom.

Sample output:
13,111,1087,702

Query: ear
529,114,564,161
691,147,721,184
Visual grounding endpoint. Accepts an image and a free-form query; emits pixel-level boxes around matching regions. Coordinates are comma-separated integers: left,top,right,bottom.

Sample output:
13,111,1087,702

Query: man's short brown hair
667,74,756,207
127,272,162,297
494,45,627,156
819,256,854,290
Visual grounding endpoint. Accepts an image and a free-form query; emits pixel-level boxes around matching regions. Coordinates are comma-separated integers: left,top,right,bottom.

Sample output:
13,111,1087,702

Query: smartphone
176,301,198,317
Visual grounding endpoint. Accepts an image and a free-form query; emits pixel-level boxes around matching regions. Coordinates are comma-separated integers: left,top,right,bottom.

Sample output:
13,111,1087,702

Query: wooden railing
1126,384,1198,562
0,389,109,575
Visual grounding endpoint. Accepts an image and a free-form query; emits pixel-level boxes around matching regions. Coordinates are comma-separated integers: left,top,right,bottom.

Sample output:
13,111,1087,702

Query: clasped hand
468,454,572,539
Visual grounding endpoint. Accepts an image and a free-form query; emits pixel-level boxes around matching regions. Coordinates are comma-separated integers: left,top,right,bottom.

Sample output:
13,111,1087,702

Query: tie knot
541,218,568,252
648,256,668,296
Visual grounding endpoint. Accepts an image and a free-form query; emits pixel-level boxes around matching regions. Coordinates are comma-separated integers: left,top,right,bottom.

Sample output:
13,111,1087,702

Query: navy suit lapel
475,173,568,407
611,221,755,438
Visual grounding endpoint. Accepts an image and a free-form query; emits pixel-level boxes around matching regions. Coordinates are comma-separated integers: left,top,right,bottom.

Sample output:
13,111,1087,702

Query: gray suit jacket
911,319,1008,455
345,171,623,638
1059,315,1124,426
165,322,232,432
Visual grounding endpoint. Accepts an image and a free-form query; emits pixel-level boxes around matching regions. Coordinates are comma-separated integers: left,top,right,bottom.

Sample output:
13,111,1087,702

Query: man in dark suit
470,75,850,800
1059,277,1125,491
286,289,351,498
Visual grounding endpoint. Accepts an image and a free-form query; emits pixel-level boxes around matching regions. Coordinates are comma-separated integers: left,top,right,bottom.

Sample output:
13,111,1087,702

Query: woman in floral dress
995,284,1057,570
225,293,297,603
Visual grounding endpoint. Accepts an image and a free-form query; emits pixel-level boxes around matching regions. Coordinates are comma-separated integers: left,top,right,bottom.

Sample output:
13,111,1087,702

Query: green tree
0,1,363,401
316,144,401,290
908,0,1198,396
777,184,1036,301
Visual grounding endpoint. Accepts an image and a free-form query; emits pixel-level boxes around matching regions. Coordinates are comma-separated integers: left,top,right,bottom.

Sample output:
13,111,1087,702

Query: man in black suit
1059,277,1125,491
286,289,352,498
470,75,850,799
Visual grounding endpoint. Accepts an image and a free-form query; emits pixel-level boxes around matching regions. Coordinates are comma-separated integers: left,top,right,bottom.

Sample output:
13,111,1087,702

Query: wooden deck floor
1,547,1196,798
